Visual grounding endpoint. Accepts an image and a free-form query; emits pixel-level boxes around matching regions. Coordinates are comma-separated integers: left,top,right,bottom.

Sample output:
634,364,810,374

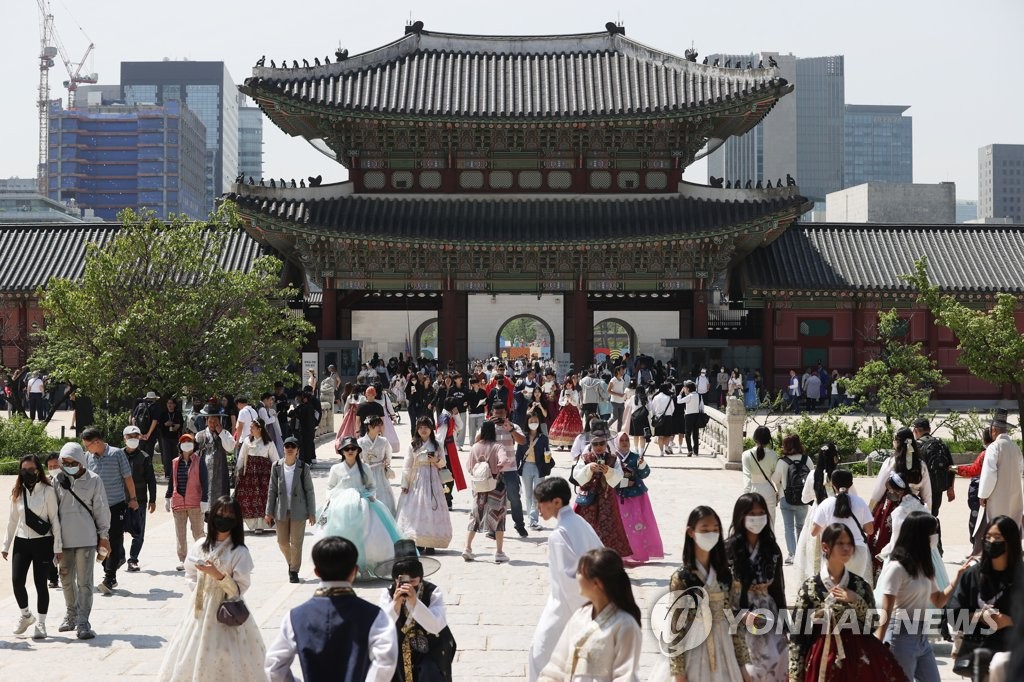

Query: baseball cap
123,425,142,437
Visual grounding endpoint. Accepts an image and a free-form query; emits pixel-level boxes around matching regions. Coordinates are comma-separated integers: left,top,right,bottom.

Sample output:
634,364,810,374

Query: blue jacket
515,432,554,477
616,450,651,499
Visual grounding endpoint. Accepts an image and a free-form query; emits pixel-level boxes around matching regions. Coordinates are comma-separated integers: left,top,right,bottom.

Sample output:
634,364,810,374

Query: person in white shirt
27,372,45,421
539,547,643,682
3,455,62,639
233,397,260,445
265,536,397,682
607,365,627,431
647,382,676,456
528,478,604,681
810,469,875,584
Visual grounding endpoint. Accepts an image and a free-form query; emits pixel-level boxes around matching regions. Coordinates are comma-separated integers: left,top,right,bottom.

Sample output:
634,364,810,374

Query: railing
700,396,746,469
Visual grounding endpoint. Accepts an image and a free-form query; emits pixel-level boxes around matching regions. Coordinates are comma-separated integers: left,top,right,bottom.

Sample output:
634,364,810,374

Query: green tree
845,308,946,428
31,205,313,409
905,256,1024,416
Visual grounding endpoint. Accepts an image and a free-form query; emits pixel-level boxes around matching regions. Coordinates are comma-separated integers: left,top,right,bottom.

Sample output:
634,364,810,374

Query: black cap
491,400,507,411
283,436,299,447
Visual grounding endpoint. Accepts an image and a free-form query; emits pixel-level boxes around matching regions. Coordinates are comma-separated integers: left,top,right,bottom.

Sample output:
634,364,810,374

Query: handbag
216,598,251,626
951,636,985,677
695,396,710,427
438,467,455,485
22,489,53,536
650,399,671,430
122,505,144,536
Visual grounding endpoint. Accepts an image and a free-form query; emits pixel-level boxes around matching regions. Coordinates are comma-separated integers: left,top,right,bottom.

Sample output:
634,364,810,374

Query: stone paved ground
0,410,974,680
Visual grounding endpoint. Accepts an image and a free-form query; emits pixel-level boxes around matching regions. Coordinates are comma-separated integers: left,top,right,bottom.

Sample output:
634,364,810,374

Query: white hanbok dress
395,443,453,549
358,433,397,516
538,604,642,682
157,538,266,682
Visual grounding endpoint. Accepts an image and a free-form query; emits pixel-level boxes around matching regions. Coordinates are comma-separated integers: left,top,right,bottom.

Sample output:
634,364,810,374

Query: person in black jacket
121,426,157,572
288,389,319,464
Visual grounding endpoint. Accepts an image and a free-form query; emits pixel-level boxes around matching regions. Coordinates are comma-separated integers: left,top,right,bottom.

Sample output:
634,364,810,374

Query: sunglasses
284,444,298,449
342,446,359,452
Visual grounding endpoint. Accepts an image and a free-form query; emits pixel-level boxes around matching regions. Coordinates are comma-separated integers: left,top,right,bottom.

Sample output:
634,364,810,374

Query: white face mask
744,515,768,535
694,531,720,552
528,422,540,431
180,443,195,453
125,439,141,450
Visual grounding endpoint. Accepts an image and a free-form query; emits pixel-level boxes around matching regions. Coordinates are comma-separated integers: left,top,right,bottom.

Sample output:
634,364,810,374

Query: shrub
88,408,132,445
784,413,859,460
857,424,895,457
0,416,66,473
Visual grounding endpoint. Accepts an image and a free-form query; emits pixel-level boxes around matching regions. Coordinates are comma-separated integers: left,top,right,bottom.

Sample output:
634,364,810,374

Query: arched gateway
228,22,811,371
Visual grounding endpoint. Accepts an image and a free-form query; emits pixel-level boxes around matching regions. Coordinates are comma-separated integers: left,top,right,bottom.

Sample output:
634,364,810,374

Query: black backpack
919,435,953,491
783,454,811,505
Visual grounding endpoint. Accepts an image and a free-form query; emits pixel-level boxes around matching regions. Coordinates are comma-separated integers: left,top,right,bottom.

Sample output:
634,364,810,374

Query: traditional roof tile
242,29,790,118
0,223,267,294
742,224,1024,293
226,185,810,243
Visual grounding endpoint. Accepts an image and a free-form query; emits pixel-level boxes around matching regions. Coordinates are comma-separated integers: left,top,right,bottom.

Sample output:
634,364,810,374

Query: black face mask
213,516,237,532
21,471,38,486
984,540,1007,560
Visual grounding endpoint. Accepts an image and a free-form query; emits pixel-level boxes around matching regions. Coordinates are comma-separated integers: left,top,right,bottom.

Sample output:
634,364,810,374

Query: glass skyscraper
843,105,912,187
237,93,264,182
121,62,238,215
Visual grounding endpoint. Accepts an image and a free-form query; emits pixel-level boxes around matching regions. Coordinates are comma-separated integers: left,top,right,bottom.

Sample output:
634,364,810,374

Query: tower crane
36,0,97,193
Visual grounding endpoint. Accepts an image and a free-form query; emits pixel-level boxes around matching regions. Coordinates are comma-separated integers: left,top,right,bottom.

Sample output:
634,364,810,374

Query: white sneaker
32,622,47,639
784,555,794,566
494,552,510,564
14,612,35,635
461,549,475,562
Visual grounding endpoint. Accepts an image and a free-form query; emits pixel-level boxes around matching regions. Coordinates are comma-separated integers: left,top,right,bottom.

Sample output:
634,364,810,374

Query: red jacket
957,450,986,479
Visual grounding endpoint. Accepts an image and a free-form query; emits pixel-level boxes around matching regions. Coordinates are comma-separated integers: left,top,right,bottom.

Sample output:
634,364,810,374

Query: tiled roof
0,223,268,294
225,188,810,243
242,29,791,118
742,224,1024,293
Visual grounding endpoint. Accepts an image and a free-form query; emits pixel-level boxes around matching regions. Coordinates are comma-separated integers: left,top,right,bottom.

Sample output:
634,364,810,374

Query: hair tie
838,487,848,494
889,472,906,489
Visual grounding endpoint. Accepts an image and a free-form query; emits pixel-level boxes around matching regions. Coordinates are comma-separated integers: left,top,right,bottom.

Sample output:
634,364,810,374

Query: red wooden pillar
692,288,709,339
762,303,775,390
438,287,468,371
321,281,337,341
564,286,593,369
853,301,865,368
18,301,30,367
926,310,939,361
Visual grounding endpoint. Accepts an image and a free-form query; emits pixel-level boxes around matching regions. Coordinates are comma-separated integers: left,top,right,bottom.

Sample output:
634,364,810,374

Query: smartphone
397,573,412,587
194,559,209,567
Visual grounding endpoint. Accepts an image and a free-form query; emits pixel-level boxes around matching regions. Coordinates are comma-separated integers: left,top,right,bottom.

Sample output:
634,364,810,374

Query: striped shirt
86,445,131,506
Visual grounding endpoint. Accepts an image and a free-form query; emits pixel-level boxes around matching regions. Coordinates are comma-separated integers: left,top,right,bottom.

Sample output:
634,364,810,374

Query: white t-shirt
608,377,626,404
877,560,938,623
812,494,873,547
237,405,259,434
282,461,297,511
28,377,44,393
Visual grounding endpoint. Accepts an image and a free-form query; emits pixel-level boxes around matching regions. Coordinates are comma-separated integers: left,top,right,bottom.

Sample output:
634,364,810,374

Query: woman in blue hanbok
318,436,404,578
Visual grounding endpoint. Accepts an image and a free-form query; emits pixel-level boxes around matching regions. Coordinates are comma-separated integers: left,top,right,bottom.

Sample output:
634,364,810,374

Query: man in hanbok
528,477,603,681
194,401,236,503
978,409,1024,547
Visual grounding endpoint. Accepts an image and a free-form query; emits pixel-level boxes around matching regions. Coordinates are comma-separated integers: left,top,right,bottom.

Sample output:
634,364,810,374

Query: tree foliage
845,308,946,427
31,205,313,406
905,257,1024,416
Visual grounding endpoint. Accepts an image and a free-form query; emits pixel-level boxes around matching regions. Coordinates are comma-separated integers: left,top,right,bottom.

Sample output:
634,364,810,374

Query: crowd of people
3,353,1024,682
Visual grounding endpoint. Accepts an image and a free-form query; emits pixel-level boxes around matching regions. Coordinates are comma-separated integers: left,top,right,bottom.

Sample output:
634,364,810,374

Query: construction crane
36,0,97,193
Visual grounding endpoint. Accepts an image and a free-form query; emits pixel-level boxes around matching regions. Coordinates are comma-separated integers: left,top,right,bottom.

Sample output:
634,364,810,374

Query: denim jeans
59,547,96,628
128,505,147,562
778,498,808,556
610,402,624,431
520,462,544,526
889,631,940,682
465,413,484,447
501,471,526,531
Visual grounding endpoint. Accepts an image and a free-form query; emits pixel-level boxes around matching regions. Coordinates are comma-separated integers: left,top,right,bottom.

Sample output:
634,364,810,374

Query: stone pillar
321,282,337,341
692,288,709,338
725,395,746,470
438,288,468,372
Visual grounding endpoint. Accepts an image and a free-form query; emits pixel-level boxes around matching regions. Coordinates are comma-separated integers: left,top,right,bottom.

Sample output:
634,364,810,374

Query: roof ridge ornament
405,20,425,35
605,21,626,36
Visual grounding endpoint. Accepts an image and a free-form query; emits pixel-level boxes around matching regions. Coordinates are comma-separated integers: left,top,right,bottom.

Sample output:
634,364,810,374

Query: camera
397,574,412,587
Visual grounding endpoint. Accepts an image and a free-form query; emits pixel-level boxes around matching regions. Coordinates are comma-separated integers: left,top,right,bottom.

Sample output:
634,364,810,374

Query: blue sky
5,0,1021,200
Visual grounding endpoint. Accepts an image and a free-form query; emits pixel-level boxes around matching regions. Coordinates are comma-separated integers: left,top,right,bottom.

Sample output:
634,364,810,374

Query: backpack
919,435,953,492
469,460,497,494
783,454,811,505
132,400,154,428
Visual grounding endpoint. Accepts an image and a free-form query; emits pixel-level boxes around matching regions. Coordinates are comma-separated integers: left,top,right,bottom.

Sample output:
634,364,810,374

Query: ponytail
831,469,855,518
752,426,772,462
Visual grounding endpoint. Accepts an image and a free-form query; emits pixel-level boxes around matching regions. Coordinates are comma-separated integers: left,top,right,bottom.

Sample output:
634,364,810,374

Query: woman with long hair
234,418,277,533
157,497,265,681
658,506,751,682
613,430,664,565
874,511,965,682
319,436,403,577
396,417,453,554
356,414,397,516
725,493,787,681
335,382,359,440
809,470,875,585
463,420,510,563
3,454,61,639
794,443,841,584
789,524,905,681
538,548,642,681
548,374,582,449
770,434,812,565
947,515,1021,680
628,382,649,451
741,426,780,525
648,381,677,456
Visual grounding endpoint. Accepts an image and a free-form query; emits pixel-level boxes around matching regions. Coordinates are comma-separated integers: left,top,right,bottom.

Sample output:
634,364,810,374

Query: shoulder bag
650,399,671,430
217,598,251,626
695,395,711,428
22,487,53,536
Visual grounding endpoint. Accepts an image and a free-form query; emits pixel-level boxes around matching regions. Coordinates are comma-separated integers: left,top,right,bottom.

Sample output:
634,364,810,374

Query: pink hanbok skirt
617,492,664,564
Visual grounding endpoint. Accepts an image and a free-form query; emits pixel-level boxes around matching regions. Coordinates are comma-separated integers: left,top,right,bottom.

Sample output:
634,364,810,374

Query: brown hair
11,454,50,501
781,434,803,457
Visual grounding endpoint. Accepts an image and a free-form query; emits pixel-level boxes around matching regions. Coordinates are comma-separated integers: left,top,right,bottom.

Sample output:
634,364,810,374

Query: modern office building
978,144,1024,223
843,104,912,187
826,182,954,224
121,61,238,215
707,53,844,203
47,100,207,221
0,177,100,223
236,93,263,181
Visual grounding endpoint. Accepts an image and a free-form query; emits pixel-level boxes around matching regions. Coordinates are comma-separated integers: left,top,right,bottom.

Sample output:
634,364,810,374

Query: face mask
744,515,768,535
694,531,720,552
63,465,80,476
21,471,38,486
213,516,237,532
984,540,1007,559
929,534,939,549
125,439,141,450
528,422,540,431
180,443,195,453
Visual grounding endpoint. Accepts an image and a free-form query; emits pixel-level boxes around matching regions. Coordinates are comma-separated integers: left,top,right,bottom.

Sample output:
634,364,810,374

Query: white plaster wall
594,311,678,362
352,309,435,360
466,294,565,361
